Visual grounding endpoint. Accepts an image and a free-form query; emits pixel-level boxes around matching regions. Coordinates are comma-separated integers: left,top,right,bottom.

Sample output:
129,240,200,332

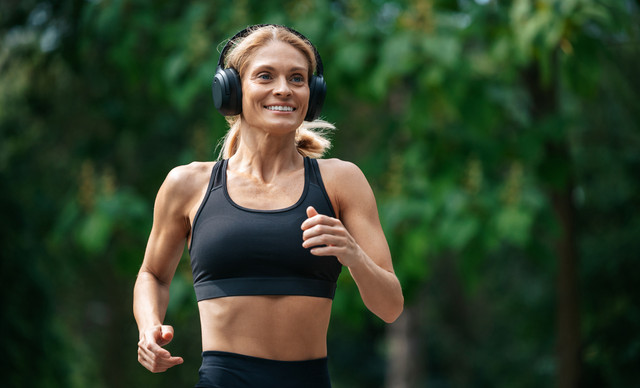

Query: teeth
266,106,294,111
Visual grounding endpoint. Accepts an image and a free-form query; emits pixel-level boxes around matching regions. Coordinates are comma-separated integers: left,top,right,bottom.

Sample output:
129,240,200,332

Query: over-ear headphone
212,24,327,122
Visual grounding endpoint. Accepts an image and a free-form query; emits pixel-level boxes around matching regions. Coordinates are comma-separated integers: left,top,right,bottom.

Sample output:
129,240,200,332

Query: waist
202,350,328,364
198,295,332,361
194,277,338,301
198,351,331,388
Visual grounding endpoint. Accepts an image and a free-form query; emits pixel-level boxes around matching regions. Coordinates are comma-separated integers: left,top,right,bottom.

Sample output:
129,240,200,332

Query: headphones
212,24,327,122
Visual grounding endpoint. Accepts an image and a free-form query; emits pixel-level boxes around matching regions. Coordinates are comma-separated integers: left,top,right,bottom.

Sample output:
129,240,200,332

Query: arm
301,160,404,323
133,167,195,372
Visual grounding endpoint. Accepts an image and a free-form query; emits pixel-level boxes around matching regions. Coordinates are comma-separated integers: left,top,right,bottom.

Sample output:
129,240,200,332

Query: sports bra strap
307,158,336,217
211,159,227,189
307,157,320,186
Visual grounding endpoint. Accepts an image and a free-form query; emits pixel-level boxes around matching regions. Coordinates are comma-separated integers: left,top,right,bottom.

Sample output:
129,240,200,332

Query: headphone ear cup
305,74,326,121
212,67,242,116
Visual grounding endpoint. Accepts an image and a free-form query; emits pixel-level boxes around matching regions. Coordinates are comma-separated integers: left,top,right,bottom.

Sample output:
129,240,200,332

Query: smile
265,105,295,112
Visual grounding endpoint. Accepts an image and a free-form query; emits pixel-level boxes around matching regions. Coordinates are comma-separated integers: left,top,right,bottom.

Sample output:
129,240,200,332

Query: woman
133,24,403,387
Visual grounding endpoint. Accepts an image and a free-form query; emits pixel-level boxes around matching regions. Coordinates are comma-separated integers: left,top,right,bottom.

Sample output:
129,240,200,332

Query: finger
306,206,319,218
140,340,171,360
140,353,184,373
303,233,344,249
138,344,184,372
302,223,329,240
163,355,184,368
302,219,347,240
140,333,172,359
309,246,342,257
301,207,320,230
301,211,340,231
151,343,172,358
148,353,184,370
302,224,343,244
159,325,174,345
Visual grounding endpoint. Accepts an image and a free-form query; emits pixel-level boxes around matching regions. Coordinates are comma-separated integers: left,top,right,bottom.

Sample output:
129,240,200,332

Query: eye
257,73,272,80
291,74,305,83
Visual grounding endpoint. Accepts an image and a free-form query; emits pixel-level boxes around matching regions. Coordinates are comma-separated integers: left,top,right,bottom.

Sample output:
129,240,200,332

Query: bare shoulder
164,161,215,190
316,158,367,184
316,158,375,217
156,161,216,209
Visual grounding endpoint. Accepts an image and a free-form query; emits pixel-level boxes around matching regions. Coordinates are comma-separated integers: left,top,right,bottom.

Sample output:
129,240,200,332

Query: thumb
306,206,319,218
159,325,174,345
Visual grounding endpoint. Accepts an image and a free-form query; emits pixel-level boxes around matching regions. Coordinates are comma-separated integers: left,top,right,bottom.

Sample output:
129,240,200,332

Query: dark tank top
189,157,342,301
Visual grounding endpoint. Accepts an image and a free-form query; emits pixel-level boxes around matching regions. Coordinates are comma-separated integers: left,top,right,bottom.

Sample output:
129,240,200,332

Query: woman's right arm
133,167,195,372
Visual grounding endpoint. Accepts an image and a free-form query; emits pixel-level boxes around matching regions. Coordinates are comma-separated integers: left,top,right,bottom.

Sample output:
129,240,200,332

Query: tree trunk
386,306,421,388
523,51,581,388
552,184,580,388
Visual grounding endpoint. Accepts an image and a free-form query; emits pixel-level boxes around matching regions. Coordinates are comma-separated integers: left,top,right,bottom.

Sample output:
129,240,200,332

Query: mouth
264,105,296,112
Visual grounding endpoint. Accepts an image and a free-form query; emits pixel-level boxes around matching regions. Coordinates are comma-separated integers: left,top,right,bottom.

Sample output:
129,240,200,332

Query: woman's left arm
301,159,404,323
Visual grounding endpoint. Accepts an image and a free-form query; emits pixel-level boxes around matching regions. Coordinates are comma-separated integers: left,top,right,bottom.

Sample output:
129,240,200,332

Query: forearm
348,251,404,323
133,271,171,333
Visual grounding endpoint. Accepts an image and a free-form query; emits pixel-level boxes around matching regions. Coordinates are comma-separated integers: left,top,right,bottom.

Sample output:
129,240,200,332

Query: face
240,40,311,135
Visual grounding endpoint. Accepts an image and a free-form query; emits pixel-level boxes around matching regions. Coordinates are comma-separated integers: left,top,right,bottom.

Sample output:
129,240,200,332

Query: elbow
137,267,171,288
380,294,404,324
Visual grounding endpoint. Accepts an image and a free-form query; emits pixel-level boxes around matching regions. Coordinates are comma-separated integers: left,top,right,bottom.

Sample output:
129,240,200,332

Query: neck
229,128,303,184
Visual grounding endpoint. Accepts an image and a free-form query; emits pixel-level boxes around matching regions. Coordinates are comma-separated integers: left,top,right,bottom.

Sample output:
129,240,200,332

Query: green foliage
1,0,639,387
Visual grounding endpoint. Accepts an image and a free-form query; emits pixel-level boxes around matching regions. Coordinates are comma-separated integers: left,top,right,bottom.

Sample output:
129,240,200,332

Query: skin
133,40,404,373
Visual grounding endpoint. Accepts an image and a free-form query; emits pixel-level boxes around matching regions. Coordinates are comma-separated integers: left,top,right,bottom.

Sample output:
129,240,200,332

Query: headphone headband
216,24,324,77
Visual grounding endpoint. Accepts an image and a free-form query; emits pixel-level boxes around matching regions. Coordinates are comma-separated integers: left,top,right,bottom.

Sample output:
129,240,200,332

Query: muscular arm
133,164,207,372
302,160,404,323
134,186,187,330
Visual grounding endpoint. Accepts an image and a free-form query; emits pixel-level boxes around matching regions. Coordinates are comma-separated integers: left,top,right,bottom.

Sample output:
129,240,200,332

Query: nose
273,76,292,96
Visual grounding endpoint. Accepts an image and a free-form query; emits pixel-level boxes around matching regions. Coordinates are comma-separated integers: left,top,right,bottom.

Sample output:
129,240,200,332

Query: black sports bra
189,157,342,301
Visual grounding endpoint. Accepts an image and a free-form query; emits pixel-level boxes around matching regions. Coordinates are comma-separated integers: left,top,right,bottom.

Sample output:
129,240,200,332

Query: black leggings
195,351,332,388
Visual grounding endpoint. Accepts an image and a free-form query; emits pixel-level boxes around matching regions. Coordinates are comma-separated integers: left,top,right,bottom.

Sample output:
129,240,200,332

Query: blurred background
1,0,639,387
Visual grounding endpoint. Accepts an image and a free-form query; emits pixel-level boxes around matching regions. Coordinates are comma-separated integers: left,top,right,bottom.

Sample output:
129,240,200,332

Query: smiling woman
133,24,403,388
216,25,333,159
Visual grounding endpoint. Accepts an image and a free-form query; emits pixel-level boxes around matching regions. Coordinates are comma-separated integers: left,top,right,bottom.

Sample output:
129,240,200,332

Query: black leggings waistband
195,351,331,388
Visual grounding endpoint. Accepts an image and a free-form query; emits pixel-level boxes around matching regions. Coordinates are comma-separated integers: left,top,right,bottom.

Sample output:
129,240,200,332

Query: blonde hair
217,25,334,160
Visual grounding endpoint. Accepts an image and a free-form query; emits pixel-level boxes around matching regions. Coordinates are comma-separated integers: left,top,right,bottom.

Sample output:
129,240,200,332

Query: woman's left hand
301,206,364,268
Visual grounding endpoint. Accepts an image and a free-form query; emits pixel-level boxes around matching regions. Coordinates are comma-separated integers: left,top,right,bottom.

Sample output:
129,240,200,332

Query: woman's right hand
137,325,184,373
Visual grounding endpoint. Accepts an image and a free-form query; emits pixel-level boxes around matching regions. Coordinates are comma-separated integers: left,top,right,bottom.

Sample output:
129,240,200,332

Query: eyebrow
251,64,308,73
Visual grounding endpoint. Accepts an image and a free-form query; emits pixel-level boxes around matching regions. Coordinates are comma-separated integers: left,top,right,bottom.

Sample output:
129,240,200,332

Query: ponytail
218,116,241,160
295,120,334,158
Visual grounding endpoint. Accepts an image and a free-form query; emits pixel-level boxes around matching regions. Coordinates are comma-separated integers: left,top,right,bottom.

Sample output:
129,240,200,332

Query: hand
137,325,184,373
301,206,364,268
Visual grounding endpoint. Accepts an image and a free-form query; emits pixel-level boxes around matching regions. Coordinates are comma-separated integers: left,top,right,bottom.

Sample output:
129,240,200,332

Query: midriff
198,295,332,361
